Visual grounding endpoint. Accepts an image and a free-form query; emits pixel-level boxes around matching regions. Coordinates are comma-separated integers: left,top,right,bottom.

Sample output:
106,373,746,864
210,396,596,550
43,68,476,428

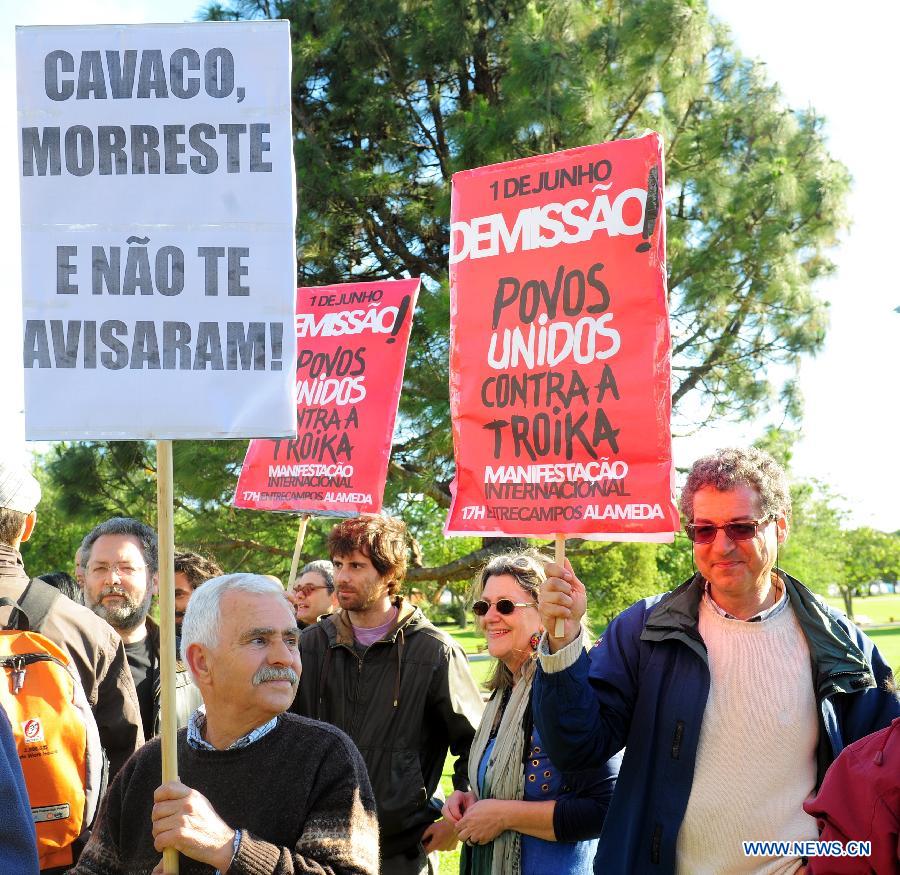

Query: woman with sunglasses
442,551,620,875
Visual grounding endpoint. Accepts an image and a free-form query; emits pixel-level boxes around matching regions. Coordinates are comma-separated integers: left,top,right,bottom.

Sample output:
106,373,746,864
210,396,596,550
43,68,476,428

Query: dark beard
90,589,152,632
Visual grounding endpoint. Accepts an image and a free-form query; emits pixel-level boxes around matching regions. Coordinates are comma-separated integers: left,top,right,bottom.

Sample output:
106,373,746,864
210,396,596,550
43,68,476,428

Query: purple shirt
351,607,398,647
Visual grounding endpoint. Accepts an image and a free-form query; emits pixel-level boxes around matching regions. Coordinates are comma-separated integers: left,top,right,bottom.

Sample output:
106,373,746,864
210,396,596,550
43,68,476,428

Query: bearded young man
291,514,484,875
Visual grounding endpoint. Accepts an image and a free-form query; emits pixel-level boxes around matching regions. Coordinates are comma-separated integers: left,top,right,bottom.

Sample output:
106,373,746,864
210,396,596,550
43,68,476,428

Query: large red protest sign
446,134,678,539
234,279,419,515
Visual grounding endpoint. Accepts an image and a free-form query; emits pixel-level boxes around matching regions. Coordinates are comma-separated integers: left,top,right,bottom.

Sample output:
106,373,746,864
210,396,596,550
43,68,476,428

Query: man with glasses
288,559,338,627
291,514,484,875
81,517,199,739
534,447,900,874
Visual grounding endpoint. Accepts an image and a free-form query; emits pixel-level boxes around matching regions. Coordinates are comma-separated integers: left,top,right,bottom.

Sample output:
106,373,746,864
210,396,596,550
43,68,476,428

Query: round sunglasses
684,516,773,545
293,583,331,597
472,598,537,616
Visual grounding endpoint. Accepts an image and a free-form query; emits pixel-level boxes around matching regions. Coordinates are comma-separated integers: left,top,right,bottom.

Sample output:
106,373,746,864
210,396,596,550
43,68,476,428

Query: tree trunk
451,592,468,629
840,586,854,619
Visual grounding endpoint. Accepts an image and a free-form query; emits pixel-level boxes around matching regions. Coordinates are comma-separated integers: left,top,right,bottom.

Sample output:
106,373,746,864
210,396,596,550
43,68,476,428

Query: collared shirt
185,706,278,752
703,573,788,623
185,707,277,875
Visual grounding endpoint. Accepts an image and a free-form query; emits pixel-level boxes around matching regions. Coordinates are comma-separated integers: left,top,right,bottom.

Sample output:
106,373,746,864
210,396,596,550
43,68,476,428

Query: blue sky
3,0,897,531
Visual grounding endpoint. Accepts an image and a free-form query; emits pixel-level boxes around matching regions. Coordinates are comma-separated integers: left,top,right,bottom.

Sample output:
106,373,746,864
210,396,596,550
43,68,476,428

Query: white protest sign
16,22,297,440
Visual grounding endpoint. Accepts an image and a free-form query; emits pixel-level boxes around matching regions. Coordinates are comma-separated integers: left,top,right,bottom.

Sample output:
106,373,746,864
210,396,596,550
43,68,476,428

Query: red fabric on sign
446,134,678,539
234,278,419,515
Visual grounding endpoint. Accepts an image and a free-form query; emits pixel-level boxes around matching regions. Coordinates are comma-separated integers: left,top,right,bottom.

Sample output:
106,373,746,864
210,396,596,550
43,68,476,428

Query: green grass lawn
437,624,487,654
824,593,900,625
867,626,900,676
822,594,900,674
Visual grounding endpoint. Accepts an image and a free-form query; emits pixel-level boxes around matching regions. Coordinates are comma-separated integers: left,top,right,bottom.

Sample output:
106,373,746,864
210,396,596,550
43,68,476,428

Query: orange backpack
0,580,103,871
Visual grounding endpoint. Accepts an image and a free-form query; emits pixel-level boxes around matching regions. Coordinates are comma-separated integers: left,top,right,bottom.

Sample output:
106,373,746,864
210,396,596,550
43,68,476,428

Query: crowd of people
1,446,898,874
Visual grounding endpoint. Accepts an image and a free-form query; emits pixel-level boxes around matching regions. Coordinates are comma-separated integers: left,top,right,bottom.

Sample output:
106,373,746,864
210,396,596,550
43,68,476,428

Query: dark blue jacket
533,572,900,875
0,708,39,875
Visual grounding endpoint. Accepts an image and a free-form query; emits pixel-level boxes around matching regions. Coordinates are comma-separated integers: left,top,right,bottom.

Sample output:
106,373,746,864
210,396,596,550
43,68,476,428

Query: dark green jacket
291,599,484,857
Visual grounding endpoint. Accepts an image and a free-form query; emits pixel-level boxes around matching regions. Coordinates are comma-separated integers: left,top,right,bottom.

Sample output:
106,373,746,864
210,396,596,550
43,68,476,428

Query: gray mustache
252,666,299,686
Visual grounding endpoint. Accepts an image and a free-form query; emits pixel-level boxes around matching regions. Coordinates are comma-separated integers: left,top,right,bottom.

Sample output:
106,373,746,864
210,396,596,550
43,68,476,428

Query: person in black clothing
291,514,484,875
38,571,81,603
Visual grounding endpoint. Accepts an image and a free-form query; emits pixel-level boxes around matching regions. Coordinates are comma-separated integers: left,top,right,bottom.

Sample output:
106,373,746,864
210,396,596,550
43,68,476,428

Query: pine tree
37,0,849,599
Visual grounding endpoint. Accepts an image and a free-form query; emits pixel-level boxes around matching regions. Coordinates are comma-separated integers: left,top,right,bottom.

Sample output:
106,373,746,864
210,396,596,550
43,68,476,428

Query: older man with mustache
72,574,379,875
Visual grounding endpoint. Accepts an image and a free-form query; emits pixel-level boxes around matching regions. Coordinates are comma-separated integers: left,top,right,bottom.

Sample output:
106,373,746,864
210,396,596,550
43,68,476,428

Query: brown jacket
0,545,143,776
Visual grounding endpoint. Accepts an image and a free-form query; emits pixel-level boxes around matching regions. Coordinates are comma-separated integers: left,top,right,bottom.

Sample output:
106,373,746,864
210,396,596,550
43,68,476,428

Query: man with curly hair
291,513,484,874
535,447,900,875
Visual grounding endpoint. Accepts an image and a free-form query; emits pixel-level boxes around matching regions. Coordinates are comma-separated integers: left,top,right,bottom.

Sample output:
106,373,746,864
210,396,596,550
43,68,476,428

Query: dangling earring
529,632,541,652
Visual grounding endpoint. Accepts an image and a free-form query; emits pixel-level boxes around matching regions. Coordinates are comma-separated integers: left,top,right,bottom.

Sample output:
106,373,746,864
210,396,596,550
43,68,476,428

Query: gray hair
181,574,289,678
471,550,548,694
680,447,792,525
81,517,159,574
299,559,335,592
474,550,547,602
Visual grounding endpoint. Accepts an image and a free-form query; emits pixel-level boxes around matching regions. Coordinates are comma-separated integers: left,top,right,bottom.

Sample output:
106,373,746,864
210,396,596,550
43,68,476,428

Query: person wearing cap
534,447,900,875
0,459,143,778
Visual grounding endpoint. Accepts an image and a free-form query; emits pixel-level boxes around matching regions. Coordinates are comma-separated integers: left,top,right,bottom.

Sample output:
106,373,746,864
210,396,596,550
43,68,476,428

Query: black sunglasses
684,516,773,545
472,598,537,617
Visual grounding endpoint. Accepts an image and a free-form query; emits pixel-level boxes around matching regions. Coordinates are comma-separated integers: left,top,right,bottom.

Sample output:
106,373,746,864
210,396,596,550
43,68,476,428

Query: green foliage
753,425,797,470
843,528,900,587
577,541,667,627
19,464,87,577
780,481,900,617
203,0,848,500
31,0,855,620
779,480,847,596
654,536,695,589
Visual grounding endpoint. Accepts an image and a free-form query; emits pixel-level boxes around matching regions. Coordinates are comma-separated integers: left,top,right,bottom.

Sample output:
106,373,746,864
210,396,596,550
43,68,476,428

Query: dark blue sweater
0,708,39,875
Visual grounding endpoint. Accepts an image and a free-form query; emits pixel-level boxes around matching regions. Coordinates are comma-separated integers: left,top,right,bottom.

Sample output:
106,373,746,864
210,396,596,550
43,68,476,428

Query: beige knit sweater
676,598,820,874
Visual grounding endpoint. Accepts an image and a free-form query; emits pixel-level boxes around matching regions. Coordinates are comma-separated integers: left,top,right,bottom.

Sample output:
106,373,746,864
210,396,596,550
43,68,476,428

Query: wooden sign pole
287,515,310,590
156,439,179,875
553,534,566,639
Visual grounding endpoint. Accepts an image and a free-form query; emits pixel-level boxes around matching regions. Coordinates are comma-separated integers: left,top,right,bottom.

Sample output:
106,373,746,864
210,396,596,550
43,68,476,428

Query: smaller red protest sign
234,279,419,515
445,134,678,539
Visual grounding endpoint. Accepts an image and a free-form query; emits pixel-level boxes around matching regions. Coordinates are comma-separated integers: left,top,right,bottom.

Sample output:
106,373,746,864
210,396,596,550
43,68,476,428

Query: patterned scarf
466,657,537,875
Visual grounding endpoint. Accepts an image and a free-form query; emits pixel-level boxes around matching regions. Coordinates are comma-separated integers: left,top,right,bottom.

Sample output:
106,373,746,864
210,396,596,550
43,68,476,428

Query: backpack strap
10,578,62,632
